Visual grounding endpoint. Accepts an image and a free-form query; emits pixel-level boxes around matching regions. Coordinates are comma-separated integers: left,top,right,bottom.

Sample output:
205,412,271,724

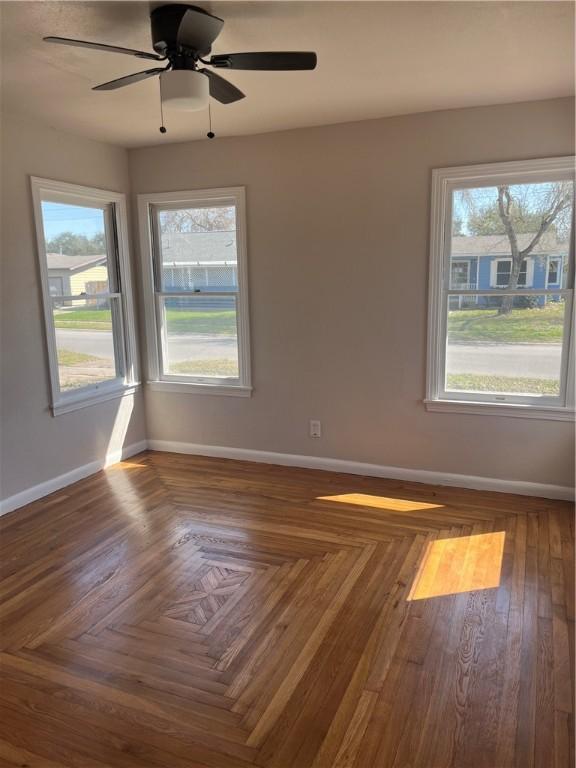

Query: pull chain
207,102,215,139
159,78,166,134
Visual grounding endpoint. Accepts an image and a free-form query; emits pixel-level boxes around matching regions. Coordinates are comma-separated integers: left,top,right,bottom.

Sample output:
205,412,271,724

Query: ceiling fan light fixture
160,69,209,111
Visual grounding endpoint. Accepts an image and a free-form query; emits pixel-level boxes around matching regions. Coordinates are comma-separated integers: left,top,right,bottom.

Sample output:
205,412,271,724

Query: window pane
41,200,113,296
451,181,573,292
161,295,239,379
157,206,237,292
53,298,121,391
446,295,565,396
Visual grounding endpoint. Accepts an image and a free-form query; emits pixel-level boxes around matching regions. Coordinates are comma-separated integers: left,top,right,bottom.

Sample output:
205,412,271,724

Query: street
56,330,562,379
56,329,237,363
446,342,561,379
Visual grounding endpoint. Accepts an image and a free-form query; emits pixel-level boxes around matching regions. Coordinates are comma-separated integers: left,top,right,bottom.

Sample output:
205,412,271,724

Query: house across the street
159,230,238,311
49,230,567,312
47,253,108,301
48,231,238,306
160,230,238,291
449,231,568,308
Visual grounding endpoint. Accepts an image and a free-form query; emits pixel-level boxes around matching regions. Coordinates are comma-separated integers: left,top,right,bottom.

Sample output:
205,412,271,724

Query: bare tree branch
520,190,572,256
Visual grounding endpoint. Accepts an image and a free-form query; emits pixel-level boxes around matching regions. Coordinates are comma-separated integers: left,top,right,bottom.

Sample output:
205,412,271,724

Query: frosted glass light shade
160,70,209,111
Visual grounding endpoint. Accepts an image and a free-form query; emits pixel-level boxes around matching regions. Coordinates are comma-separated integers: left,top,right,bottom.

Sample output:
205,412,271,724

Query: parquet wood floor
0,451,573,767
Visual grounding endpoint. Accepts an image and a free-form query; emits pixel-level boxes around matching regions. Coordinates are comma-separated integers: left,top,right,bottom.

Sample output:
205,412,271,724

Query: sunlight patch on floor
317,493,444,512
407,531,505,601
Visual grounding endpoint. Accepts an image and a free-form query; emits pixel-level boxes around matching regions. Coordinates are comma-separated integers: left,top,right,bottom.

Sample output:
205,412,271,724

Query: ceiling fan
44,3,317,113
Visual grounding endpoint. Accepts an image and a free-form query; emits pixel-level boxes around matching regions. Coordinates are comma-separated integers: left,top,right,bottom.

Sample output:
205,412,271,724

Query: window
31,178,138,415
491,257,532,288
48,276,64,297
138,187,251,396
427,157,574,420
450,261,470,288
547,257,562,286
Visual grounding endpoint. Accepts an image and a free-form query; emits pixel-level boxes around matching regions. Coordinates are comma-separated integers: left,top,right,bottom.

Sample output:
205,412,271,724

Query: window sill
51,384,139,416
52,384,139,416
147,381,253,398
424,398,575,421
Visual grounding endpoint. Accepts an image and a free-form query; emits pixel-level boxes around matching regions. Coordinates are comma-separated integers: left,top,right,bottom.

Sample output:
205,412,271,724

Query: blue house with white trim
449,232,568,309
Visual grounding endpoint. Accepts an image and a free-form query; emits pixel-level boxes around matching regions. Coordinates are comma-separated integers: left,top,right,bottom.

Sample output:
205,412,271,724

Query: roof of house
160,231,237,265
451,232,568,257
47,253,107,271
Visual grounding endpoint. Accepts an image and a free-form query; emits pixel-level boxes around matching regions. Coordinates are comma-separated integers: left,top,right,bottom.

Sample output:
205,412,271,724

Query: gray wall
129,97,575,488
1,114,146,500
1,100,573,502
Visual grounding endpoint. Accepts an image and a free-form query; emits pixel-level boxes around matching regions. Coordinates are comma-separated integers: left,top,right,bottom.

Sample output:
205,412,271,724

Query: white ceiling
2,1,574,148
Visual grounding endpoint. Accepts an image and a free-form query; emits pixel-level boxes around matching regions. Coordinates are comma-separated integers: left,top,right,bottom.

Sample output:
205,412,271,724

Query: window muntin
32,178,137,412
140,188,250,392
427,158,575,415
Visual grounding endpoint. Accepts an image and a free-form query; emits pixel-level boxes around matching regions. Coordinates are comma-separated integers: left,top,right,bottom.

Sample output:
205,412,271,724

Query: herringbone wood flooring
0,451,573,767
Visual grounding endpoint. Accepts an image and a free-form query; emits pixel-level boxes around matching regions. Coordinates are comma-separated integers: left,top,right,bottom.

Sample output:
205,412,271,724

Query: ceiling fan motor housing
151,4,213,56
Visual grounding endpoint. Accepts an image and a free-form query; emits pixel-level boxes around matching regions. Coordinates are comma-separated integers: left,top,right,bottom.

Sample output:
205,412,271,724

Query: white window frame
138,187,251,397
426,156,575,421
31,177,139,416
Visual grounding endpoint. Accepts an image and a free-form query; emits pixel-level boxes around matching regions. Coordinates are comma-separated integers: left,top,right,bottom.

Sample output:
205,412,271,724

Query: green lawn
446,373,559,396
170,359,238,377
54,310,112,330
447,302,564,344
165,310,236,335
54,301,564,345
57,349,103,366
54,308,236,335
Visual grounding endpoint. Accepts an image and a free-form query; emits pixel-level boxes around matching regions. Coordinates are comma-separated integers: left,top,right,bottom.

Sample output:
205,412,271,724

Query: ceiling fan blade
200,69,245,104
43,36,163,61
209,52,317,71
92,68,165,91
177,7,224,54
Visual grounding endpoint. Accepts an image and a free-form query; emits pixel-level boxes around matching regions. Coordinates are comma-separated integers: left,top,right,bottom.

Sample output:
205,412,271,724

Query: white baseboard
0,440,148,517
2,438,572,516
147,439,575,502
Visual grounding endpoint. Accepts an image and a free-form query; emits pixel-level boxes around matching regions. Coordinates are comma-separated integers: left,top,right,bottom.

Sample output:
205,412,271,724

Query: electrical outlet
309,419,322,438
